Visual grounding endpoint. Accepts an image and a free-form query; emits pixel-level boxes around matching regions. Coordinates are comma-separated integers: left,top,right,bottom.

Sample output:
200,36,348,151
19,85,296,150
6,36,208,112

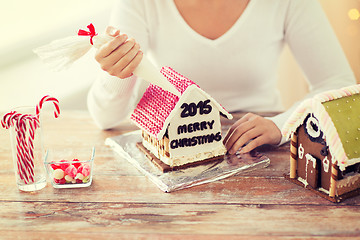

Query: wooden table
1,111,359,239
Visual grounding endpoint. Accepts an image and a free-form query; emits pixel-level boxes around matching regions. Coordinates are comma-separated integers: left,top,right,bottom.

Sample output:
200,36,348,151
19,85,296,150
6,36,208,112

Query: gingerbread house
282,84,360,202
130,66,233,172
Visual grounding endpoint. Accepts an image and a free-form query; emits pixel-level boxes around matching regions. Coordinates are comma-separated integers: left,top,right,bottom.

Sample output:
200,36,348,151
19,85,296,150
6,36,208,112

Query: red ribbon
78,23,97,45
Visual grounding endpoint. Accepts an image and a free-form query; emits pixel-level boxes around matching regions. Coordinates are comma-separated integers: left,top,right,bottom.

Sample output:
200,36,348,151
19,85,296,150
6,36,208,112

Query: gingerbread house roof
282,84,360,171
130,66,232,140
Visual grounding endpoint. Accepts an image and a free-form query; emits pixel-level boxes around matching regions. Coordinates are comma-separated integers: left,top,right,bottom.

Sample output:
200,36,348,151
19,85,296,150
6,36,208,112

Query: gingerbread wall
296,125,332,191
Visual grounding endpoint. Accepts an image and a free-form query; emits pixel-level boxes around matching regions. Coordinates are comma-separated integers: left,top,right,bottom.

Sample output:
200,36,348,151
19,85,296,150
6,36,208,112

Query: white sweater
87,0,356,134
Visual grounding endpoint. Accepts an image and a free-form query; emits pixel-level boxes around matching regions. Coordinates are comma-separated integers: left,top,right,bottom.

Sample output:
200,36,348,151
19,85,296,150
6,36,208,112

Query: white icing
305,115,321,138
297,177,308,188
298,144,304,159
305,153,317,169
168,89,224,158
323,157,329,173
318,187,330,195
304,154,317,187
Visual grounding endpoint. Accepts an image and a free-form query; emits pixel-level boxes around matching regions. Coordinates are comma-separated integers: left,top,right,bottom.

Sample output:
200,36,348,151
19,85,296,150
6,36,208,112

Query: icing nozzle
133,56,181,97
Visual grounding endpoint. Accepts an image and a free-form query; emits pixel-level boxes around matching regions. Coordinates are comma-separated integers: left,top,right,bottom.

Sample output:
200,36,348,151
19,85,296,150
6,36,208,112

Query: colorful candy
53,169,65,180
51,159,91,185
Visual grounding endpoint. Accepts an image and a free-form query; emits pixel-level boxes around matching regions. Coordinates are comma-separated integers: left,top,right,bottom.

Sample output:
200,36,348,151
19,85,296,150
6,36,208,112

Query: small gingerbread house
282,84,360,202
130,66,232,170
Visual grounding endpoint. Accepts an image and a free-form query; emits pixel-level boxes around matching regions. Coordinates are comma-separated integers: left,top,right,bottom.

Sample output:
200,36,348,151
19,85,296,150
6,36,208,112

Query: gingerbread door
305,154,320,188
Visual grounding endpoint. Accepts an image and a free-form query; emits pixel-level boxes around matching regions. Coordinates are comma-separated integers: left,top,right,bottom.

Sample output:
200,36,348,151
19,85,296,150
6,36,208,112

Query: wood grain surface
0,111,359,239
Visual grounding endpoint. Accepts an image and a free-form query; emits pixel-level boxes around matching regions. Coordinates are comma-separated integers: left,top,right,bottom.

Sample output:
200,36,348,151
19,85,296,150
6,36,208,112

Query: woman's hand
223,113,282,154
95,26,143,79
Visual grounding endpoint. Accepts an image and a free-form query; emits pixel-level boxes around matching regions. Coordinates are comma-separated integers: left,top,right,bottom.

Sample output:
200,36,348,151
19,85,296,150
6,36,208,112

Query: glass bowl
44,147,95,188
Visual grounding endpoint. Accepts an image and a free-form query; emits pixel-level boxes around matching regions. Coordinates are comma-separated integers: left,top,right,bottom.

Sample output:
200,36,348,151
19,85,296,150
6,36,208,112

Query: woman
88,0,356,154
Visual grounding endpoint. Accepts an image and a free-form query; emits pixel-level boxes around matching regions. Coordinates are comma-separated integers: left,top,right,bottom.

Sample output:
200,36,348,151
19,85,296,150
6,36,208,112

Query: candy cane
1,111,21,129
20,115,37,183
16,123,31,184
15,129,30,184
16,114,36,184
26,116,40,180
27,117,40,158
2,95,60,185
1,111,30,183
36,95,60,118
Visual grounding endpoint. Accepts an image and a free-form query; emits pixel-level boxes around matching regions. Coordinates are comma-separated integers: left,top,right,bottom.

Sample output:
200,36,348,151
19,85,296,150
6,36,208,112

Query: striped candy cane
18,114,38,183
1,111,21,129
36,95,60,118
27,116,40,161
2,95,60,185
16,115,32,183
26,116,40,181
1,111,33,183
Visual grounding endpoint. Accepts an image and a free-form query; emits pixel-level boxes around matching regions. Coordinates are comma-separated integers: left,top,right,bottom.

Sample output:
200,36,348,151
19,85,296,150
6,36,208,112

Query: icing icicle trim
314,85,360,103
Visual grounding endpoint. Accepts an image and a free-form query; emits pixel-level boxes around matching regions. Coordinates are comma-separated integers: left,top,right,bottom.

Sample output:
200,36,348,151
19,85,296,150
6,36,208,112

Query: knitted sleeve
87,0,150,129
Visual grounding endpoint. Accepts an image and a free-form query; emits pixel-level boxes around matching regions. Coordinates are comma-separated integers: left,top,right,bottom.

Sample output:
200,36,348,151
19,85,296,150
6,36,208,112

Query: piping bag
33,23,180,97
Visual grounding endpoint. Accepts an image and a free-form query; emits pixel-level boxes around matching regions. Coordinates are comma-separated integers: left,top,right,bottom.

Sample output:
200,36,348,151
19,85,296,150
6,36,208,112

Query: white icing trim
318,187,330,195
297,177,308,188
314,85,360,103
341,157,360,171
323,157,330,173
298,144,304,159
305,153,317,169
311,99,349,170
305,115,321,139
281,99,312,139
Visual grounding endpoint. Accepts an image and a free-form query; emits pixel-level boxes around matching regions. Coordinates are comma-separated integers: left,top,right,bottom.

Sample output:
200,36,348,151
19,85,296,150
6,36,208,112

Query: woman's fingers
106,26,120,37
95,31,143,79
226,126,261,154
223,113,282,154
239,135,268,154
101,38,135,70
112,41,142,78
120,51,144,78
96,34,129,59
222,113,252,143
223,113,257,151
